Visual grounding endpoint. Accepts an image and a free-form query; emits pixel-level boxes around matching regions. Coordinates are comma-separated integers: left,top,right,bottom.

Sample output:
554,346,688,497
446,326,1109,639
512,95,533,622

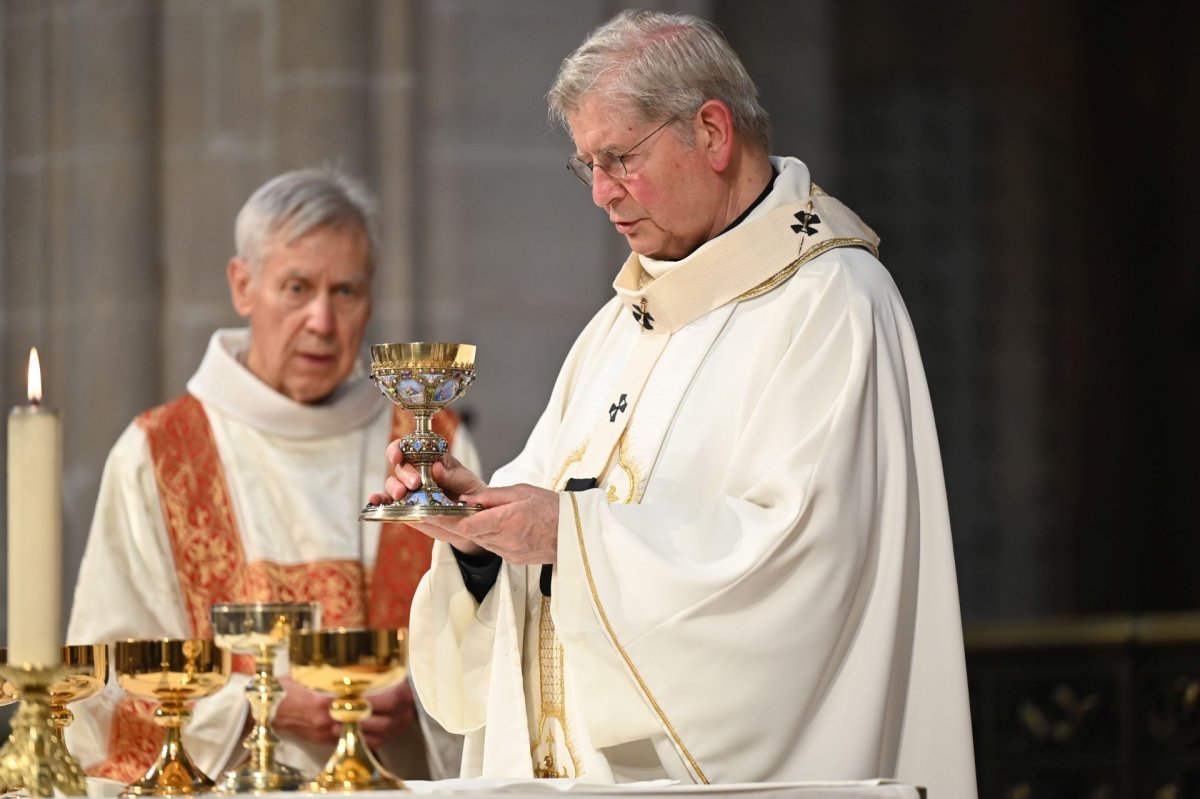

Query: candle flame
27,347,43,404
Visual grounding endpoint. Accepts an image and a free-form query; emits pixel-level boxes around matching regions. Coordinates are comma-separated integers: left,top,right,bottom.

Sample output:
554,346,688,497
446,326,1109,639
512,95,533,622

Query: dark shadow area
721,0,1200,622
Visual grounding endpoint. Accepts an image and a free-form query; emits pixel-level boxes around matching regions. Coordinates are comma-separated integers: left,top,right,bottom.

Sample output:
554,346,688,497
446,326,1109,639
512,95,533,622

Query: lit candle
6,347,63,666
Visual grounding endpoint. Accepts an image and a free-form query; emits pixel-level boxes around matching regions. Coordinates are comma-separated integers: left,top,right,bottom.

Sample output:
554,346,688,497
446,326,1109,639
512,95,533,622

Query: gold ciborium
210,602,319,793
0,649,91,796
289,628,408,791
360,342,479,521
114,638,231,796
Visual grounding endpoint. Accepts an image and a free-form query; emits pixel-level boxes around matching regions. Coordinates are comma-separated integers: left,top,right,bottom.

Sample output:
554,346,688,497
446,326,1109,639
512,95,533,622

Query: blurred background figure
65,167,478,782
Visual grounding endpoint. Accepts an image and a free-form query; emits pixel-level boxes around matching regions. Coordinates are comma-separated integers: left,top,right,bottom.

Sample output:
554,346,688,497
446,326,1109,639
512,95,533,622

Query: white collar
639,156,812,279
187,328,387,439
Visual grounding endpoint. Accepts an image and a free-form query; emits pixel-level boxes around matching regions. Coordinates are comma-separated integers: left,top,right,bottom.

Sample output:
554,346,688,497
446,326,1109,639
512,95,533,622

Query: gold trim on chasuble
568,493,709,783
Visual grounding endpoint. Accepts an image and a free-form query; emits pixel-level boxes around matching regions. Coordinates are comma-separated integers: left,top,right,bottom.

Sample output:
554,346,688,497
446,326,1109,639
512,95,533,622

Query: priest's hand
369,444,559,564
359,680,417,750
367,450,489,555
434,482,560,565
273,676,341,745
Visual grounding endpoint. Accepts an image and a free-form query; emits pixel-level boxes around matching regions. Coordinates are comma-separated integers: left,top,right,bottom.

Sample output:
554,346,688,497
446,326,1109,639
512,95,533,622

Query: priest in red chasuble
67,168,479,783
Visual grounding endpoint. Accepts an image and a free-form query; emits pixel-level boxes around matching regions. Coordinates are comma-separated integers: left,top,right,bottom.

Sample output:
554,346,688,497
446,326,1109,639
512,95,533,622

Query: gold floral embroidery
551,439,589,491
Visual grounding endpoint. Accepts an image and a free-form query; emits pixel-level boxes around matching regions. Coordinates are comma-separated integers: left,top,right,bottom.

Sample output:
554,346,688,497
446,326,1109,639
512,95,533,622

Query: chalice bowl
289,628,408,791
210,602,319,793
114,638,232,796
360,342,479,521
50,644,109,744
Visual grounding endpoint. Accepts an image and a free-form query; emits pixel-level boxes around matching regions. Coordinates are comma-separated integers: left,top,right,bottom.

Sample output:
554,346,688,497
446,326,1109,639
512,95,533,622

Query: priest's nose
305,295,336,336
591,168,624,208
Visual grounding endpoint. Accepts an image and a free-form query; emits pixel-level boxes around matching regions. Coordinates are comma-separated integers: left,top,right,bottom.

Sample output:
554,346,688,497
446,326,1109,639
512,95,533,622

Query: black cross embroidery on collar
609,393,628,422
791,209,821,237
631,300,654,330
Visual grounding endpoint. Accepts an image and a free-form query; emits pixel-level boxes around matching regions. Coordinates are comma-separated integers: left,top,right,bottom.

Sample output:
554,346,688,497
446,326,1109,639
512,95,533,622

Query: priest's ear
696,98,736,172
227,256,256,318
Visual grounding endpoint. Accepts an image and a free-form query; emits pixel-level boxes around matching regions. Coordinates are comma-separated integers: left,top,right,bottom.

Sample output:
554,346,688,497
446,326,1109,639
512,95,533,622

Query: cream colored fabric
67,328,479,781
409,158,977,798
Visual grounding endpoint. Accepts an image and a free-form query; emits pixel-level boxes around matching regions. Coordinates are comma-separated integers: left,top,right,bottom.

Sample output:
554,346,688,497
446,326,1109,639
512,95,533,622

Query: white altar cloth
78,777,921,799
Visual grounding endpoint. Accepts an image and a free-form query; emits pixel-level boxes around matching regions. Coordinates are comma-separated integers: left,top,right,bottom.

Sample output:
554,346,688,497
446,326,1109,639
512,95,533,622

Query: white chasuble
408,157,978,799
67,328,479,783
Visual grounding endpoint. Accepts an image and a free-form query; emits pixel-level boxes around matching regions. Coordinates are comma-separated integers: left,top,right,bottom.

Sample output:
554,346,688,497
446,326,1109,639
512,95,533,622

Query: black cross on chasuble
609,394,628,422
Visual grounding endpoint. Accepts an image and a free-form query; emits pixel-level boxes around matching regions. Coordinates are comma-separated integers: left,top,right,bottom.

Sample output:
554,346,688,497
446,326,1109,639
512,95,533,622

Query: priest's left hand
431,482,560,565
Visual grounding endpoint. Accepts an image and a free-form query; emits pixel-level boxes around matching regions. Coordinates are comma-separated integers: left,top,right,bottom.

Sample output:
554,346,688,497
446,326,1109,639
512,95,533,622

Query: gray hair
547,9,771,155
234,167,379,276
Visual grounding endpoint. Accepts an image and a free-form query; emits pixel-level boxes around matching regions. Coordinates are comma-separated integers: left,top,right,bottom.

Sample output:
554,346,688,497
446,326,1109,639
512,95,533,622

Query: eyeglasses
567,114,680,187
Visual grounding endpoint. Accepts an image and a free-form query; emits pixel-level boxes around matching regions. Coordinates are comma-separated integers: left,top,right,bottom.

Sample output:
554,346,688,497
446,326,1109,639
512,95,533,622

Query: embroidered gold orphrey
531,435,645,777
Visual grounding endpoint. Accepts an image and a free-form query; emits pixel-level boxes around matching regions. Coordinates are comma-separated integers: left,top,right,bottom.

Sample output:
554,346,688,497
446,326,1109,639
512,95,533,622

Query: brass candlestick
0,659,88,797
114,638,231,796
289,628,408,791
360,342,479,521
210,602,319,793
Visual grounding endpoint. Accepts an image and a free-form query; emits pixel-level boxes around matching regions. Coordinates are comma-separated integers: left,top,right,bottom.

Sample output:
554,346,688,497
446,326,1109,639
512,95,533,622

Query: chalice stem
243,663,284,768
158,724,210,782
123,713,213,795
418,463,438,491
312,719,403,791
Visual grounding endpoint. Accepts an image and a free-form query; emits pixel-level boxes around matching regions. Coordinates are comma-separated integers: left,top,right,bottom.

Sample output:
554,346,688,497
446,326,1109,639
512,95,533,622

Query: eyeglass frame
566,114,681,187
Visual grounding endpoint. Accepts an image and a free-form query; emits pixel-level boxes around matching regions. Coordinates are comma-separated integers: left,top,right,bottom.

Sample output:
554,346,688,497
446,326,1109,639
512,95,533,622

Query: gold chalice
114,638,232,796
360,342,479,521
288,628,408,791
50,644,109,744
210,602,319,793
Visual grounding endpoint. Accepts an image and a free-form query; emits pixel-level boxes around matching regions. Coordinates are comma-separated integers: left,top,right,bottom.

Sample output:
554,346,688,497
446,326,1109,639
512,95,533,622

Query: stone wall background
1,0,1197,673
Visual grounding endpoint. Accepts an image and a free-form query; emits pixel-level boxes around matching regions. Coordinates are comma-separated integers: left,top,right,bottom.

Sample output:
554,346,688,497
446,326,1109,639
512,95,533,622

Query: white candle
6,347,63,666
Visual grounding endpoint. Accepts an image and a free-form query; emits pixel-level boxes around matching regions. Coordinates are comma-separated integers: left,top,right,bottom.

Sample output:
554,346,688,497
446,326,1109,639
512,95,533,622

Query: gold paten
360,342,481,522
210,602,319,793
288,628,408,792
0,652,91,796
114,638,232,796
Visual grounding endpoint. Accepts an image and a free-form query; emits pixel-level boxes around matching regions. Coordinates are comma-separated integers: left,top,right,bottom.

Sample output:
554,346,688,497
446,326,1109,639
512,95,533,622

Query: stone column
0,0,161,634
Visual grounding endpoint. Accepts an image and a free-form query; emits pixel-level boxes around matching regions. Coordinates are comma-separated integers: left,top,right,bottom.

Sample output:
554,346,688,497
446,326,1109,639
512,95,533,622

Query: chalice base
308,726,406,792
360,490,480,522
217,759,309,793
121,741,214,796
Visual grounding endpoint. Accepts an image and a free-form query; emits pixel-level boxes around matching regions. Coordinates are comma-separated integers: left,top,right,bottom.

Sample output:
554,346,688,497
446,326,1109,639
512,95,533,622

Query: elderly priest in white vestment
374,10,978,799
67,168,479,783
